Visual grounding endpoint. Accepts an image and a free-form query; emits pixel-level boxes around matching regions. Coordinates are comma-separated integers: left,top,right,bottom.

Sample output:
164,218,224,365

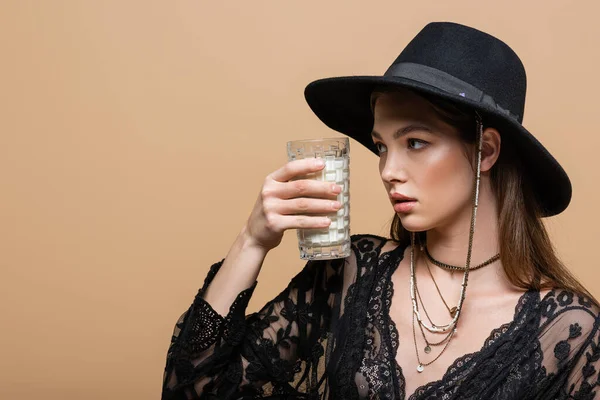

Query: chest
387,261,525,398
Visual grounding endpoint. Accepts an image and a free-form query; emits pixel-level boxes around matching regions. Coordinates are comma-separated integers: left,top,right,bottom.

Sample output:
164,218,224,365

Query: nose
380,151,408,184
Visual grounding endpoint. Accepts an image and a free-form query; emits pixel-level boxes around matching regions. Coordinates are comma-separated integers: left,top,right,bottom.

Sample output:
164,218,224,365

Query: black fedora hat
304,22,571,217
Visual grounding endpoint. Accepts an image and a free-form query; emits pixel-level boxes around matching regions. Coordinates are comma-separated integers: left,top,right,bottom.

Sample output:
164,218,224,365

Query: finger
269,158,325,183
274,179,342,201
273,197,342,215
276,214,333,231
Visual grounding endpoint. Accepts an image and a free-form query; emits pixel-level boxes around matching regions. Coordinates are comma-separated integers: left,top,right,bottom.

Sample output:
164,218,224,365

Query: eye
375,142,387,154
408,138,428,150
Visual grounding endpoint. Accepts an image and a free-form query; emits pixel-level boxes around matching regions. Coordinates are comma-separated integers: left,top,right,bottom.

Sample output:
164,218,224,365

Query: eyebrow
371,124,434,140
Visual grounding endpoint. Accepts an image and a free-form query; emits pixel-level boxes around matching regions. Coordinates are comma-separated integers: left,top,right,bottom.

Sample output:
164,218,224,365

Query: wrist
238,225,270,257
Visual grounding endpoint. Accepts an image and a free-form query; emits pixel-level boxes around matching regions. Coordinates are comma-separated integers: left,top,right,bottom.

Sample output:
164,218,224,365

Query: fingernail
332,184,342,194
332,201,341,209
314,158,325,168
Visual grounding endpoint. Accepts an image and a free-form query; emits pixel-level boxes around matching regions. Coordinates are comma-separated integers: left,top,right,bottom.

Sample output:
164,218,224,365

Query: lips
390,192,417,213
394,200,416,213
390,192,416,201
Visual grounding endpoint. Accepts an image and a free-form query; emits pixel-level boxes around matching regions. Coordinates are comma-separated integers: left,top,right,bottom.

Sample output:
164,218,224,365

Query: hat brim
304,76,571,217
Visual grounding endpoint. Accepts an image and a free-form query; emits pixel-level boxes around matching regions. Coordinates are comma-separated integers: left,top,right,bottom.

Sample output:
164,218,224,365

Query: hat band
384,62,521,122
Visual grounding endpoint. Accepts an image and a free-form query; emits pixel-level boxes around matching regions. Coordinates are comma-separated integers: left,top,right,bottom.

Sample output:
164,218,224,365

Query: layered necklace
424,245,500,272
411,245,500,370
409,112,501,373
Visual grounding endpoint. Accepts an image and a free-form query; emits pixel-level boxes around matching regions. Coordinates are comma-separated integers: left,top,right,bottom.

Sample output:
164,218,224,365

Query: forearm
202,225,268,316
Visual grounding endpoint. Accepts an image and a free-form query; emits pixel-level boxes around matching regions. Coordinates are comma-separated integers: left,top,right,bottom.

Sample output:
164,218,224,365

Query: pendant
449,306,458,318
417,364,424,373
424,345,431,354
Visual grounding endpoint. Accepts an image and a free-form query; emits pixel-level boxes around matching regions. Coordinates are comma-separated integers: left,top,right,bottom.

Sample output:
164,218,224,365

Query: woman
162,22,600,399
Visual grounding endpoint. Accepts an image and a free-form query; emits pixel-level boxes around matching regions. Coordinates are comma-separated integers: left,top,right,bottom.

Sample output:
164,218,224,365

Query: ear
480,127,501,172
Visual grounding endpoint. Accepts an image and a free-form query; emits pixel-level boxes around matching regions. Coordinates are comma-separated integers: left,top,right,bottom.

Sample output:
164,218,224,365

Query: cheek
419,147,473,203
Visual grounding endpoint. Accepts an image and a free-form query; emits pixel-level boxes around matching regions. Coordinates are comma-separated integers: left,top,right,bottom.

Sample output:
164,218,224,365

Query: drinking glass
286,137,351,260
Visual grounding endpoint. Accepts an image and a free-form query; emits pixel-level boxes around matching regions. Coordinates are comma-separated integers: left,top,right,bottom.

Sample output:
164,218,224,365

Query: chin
397,213,433,233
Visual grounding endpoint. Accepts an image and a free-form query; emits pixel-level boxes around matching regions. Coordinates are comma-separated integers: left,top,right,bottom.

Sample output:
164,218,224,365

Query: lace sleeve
563,312,600,399
162,257,344,399
536,290,600,399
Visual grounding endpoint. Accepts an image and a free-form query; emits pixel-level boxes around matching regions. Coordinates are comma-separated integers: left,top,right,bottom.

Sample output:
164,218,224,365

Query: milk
296,155,350,258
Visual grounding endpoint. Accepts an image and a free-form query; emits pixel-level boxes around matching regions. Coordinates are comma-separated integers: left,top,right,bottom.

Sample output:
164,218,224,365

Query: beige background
1,1,599,399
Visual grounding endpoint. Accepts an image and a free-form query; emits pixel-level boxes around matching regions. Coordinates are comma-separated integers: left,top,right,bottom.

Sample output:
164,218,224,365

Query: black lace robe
162,234,600,399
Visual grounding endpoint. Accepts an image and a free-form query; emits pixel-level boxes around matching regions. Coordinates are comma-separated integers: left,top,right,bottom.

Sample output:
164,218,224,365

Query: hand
244,158,343,252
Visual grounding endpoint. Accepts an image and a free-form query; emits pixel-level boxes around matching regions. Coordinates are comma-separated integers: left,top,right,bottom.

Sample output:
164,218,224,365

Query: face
371,89,475,232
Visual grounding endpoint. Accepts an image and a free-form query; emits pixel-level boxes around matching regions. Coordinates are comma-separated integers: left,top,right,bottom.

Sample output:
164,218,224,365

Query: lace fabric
162,234,600,399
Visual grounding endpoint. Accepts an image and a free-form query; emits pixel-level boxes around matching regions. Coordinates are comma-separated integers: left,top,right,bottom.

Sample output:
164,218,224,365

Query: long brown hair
371,87,598,305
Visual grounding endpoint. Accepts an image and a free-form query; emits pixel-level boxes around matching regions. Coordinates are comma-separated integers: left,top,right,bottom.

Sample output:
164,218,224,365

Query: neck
420,179,509,292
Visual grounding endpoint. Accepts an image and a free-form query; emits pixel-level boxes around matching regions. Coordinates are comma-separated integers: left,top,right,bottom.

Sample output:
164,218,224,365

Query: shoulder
535,289,600,381
539,288,600,322
538,288,600,345
348,234,406,270
350,233,403,256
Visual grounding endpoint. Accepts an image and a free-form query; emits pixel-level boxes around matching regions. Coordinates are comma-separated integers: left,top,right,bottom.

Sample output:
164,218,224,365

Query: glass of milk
286,137,351,260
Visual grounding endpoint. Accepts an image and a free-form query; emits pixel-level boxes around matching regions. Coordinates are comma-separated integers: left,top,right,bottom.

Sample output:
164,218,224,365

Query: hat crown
388,22,527,122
